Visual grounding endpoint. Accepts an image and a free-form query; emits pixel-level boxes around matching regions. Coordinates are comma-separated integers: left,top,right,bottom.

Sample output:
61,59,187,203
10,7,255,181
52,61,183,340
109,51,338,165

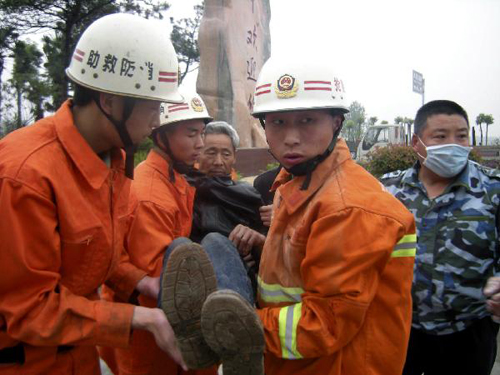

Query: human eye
299,117,314,125
269,118,284,126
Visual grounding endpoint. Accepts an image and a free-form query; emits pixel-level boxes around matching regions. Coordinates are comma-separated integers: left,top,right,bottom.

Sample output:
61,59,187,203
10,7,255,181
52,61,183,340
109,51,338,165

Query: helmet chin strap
93,95,137,179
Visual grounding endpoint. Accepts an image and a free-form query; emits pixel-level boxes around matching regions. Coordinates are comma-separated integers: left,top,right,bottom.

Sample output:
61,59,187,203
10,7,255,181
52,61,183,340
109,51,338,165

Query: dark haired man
382,100,500,375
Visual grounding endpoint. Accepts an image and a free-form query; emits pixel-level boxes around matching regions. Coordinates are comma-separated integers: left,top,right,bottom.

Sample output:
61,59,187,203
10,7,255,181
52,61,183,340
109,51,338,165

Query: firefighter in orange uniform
0,14,186,374
101,92,218,375
248,58,417,374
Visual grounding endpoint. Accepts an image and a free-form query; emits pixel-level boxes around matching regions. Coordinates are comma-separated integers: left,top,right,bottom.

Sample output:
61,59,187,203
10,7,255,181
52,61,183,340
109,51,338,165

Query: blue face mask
416,136,471,178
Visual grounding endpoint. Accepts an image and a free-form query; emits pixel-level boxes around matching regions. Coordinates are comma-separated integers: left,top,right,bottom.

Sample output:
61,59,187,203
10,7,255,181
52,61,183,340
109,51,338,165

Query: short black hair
414,100,469,136
151,123,178,147
72,83,99,106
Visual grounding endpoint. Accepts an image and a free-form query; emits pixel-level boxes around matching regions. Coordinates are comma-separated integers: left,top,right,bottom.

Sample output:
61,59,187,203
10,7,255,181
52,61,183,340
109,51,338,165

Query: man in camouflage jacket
381,100,500,375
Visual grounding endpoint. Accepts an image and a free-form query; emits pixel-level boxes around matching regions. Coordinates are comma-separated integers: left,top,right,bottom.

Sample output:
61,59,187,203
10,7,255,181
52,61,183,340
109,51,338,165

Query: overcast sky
172,0,500,138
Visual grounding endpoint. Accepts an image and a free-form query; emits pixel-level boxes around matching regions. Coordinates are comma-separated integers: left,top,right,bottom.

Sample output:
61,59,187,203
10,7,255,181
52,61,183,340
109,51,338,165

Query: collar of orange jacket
271,138,351,215
56,100,125,189
144,149,191,195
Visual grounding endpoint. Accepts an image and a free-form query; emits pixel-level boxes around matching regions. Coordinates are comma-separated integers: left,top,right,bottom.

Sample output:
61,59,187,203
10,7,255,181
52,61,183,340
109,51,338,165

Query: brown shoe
160,242,219,369
201,289,264,375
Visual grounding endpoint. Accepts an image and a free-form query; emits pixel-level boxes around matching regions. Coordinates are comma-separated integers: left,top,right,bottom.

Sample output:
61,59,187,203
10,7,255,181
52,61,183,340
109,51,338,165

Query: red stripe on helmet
304,81,331,85
169,106,190,113
168,103,189,109
304,87,332,91
255,90,271,96
256,83,271,90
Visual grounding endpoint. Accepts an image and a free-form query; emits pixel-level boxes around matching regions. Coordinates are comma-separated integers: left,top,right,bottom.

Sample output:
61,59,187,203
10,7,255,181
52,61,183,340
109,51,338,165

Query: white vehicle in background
356,124,407,162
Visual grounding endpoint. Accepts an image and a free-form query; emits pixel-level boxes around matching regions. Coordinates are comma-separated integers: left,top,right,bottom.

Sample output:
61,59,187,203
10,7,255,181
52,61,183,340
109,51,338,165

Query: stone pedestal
196,0,271,147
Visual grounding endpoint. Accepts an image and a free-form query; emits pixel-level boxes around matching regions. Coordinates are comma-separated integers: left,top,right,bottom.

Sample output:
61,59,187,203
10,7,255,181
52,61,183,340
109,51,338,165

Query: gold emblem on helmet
275,74,298,99
191,97,204,112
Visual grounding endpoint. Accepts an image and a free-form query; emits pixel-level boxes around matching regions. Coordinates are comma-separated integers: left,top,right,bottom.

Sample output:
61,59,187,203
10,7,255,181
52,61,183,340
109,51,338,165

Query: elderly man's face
199,133,236,177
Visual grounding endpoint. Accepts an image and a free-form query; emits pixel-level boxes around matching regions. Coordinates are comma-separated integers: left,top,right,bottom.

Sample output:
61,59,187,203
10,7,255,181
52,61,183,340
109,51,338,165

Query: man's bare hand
135,276,160,299
242,252,256,269
259,205,273,227
132,306,187,370
484,277,500,323
229,224,265,256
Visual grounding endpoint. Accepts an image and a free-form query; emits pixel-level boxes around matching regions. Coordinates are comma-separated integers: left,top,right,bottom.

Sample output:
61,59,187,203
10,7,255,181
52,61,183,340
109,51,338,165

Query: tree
394,116,413,136
41,35,66,112
0,84,17,138
0,26,18,125
476,114,484,145
342,119,356,143
170,3,203,84
381,120,388,124
0,0,170,110
9,40,46,127
476,113,494,145
403,117,414,136
368,116,378,126
342,101,366,143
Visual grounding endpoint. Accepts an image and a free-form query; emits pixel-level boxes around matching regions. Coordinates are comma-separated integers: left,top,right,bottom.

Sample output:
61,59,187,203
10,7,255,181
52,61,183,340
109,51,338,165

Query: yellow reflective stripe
392,248,417,258
397,233,417,244
258,276,304,303
278,303,303,359
392,233,417,258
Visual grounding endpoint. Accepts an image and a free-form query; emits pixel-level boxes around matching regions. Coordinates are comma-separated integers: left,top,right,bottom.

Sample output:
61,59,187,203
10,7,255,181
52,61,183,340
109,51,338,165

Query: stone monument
196,0,271,147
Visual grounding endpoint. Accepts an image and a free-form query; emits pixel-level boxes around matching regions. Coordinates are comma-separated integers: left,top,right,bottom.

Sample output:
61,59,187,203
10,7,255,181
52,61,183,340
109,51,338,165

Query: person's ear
332,114,344,132
99,92,119,117
411,133,420,153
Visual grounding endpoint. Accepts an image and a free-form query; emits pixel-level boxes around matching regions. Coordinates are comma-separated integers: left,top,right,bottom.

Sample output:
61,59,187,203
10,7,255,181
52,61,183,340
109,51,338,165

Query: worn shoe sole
201,289,264,375
161,242,219,369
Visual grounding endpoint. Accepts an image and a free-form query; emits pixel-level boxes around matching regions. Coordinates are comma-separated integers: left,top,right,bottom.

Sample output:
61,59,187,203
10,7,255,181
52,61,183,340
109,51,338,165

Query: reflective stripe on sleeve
258,276,304,303
392,233,417,258
278,303,303,359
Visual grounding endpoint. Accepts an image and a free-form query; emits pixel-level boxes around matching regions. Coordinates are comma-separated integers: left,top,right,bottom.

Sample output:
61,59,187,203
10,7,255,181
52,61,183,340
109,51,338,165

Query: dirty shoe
201,289,264,375
160,242,219,369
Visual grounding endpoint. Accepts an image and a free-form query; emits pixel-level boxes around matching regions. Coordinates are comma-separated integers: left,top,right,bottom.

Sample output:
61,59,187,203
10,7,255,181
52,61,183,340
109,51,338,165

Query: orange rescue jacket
0,101,146,374
257,139,416,375
101,150,216,375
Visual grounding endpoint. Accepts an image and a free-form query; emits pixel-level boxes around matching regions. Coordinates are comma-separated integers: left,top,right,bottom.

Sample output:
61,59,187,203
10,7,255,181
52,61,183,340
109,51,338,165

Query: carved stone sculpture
197,0,271,147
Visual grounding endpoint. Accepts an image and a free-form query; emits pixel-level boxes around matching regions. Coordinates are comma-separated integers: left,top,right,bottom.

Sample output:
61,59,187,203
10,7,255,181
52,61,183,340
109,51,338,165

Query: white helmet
252,57,349,116
159,92,212,127
66,13,183,103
